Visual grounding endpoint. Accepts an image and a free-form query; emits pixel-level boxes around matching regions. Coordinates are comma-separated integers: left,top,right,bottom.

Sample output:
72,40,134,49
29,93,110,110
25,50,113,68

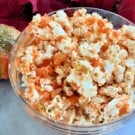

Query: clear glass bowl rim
9,7,135,134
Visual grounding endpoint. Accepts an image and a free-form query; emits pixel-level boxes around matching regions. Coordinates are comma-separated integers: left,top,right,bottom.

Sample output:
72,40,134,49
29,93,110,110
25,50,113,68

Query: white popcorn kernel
104,60,114,74
56,10,67,20
32,14,41,22
32,88,40,102
26,71,36,77
57,37,74,53
25,46,35,62
71,50,78,58
47,95,64,109
92,67,106,86
85,105,98,122
66,70,80,87
68,109,76,124
92,12,102,19
79,42,90,57
63,86,73,96
40,79,53,92
44,44,55,58
35,52,44,64
56,75,64,85
50,21,66,37
105,45,128,63
123,39,135,56
78,60,93,71
114,65,125,83
92,42,102,53
104,98,120,118
55,10,70,26
79,42,99,58
91,95,107,104
73,8,87,17
81,79,97,98
124,69,135,85
121,25,135,37
125,58,135,68
99,86,121,98
119,49,128,59
25,54,33,62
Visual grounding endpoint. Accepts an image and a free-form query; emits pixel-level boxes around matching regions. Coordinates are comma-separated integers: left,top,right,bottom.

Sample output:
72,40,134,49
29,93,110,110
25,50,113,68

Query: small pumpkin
0,24,20,79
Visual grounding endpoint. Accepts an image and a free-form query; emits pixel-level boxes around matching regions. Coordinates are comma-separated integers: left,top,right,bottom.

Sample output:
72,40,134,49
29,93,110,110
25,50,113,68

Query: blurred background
0,0,135,31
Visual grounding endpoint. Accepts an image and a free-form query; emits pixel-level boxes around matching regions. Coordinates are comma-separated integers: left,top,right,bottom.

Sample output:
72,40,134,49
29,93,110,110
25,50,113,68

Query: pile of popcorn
15,8,135,125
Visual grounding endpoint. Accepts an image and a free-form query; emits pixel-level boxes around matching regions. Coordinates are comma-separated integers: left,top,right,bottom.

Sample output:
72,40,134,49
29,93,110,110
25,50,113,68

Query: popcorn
31,88,40,102
125,58,135,68
104,60,114,74
15,8,135,125
105,45,128,64
92,67,106,86
103,98,120,122
57,37,74,53
54,10,72,32
44,44,56,59
80,77,97,98
99,85,122,98
49,21,67,38
114,65,125,83
40,78,53,92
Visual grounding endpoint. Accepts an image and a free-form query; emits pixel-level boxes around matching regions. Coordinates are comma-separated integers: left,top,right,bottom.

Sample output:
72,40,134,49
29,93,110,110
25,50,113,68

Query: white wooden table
0,80,135,135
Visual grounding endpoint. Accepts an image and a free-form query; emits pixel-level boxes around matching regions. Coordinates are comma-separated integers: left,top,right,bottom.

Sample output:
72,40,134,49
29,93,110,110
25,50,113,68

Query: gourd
0,24,20,79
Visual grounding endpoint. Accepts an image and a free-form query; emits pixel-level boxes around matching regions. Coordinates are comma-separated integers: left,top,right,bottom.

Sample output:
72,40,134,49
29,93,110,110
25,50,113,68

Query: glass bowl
9,7,135,135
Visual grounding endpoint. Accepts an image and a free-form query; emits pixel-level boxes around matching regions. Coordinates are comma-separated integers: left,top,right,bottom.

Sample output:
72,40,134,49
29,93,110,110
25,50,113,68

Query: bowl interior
9,7,135,135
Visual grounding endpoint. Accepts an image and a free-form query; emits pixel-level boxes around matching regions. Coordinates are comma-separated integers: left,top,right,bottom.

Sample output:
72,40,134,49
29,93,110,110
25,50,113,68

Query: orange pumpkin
0,24,20,79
